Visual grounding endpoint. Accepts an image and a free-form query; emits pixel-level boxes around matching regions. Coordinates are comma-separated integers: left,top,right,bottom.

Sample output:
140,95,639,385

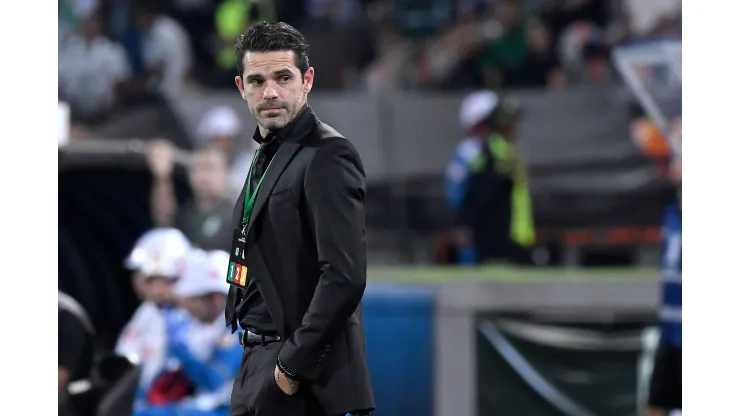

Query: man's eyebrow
273,69,293,76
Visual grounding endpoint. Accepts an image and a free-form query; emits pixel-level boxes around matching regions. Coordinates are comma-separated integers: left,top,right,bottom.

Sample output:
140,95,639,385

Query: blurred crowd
60,229,241,416
58,0,681,126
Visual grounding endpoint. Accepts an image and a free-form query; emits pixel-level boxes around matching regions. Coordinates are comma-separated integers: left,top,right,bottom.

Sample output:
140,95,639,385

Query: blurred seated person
147,141,233,251
444,90,534,264
116,228,191,398
58,3,132,125
134,250,242,416
197,106,257,196
59,291,95,415
117,0,193,105
477,0,566,90
501,20,567,89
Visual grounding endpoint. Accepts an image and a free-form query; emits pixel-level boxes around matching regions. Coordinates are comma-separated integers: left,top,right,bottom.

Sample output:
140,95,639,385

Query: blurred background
58,0,682,415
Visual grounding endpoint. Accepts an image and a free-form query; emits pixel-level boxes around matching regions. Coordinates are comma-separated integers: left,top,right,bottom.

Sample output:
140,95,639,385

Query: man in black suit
225,22,374,416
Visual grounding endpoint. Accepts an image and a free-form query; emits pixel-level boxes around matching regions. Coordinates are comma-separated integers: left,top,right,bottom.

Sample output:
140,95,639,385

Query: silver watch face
613,40,682,158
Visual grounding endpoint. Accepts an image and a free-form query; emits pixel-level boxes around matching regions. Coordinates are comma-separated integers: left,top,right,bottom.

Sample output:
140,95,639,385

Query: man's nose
263,81,279,100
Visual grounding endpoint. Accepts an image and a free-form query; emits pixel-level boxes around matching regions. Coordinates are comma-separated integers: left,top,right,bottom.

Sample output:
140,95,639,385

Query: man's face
182,293,226,322
189,149,228,200
181,295,211,322
235,51,314,133
147,276,175,307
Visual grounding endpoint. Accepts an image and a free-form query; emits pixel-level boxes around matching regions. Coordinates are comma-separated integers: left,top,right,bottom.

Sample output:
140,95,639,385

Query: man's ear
235,76,247,99
302,67,315,94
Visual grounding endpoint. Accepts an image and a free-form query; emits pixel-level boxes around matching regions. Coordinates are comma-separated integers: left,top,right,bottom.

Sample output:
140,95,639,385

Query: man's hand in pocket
274,365,300,395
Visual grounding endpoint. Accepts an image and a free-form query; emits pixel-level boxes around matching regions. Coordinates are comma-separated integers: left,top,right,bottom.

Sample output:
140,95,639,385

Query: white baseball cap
197,106,242,139
459,90,499,131
174,250,230,297
124,228,191,279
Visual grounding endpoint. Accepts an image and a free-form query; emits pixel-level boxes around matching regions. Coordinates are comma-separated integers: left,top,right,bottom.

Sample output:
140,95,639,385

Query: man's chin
260,119,288,132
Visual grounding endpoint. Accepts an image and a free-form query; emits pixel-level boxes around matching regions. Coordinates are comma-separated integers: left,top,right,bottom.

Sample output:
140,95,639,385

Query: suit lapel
244,142,302,238
232,176,249,228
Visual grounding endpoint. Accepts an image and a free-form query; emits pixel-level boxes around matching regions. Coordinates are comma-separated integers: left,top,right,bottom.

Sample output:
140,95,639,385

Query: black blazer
225,107,374,415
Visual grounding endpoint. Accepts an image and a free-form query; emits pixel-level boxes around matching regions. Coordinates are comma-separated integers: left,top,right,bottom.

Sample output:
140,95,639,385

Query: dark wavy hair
234,22,310,79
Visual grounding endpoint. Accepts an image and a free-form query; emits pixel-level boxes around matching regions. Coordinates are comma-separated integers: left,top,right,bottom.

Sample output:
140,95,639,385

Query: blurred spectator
362,23,416,90
477,0,565,90
444,90,534,264
134,249,241,416
557,22,610,84
419,16,500,89
197,106,257,195
503,20,567,88
58,3,132,125
524,0,614,86
147,141,233,251
115,229,190,398
59,291,95,393
130,0,194,101
621,0,681,41
540,0,609,44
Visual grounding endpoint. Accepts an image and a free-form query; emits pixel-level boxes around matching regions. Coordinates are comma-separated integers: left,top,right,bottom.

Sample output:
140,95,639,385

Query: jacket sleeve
277,138,367,382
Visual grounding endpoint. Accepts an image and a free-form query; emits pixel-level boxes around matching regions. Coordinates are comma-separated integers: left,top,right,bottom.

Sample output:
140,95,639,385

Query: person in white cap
123,228,188,301
197,106,258,196
116,228,191,399
443,90,534,264
134,249,241,416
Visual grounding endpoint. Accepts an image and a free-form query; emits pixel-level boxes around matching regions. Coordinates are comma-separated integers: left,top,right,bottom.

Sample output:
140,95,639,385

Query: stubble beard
252,92,306,133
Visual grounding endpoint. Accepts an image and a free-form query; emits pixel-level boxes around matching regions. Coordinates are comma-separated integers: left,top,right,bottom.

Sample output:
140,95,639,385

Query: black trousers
230,341,339,416
647,345,682,410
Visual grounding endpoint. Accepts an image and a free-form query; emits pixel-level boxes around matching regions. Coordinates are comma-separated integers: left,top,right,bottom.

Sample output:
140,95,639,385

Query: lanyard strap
242,146,273,225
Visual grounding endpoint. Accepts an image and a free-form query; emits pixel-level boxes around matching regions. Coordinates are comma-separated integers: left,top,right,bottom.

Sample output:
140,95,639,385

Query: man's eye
279,75,290,82
250,79,263,86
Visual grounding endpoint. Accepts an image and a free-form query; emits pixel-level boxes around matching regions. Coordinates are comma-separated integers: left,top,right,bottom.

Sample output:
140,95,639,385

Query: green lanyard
242,146,273,227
